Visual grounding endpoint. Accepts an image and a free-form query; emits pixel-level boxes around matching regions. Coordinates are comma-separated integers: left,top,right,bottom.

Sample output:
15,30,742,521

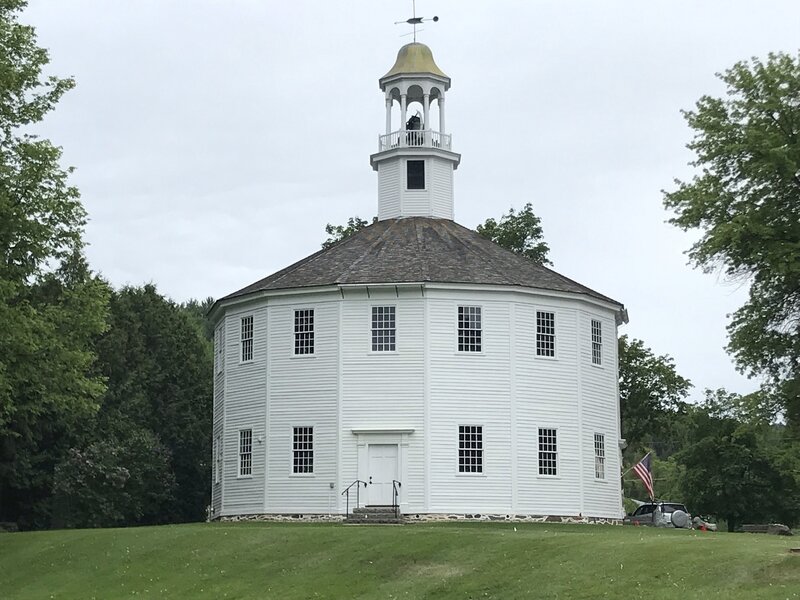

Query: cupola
370,42,461,221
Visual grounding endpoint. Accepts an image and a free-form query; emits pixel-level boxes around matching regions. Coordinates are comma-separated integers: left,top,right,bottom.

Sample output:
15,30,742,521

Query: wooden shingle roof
220,217,623,309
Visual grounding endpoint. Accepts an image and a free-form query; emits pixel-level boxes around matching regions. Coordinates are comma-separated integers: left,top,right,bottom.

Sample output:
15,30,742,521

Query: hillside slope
1,522,798,599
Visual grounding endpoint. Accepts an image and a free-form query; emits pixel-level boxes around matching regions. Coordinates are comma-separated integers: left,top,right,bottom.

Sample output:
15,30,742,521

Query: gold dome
381,42,449,80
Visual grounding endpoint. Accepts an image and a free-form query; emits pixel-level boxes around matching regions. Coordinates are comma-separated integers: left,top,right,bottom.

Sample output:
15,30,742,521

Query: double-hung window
292,427,314,474
239,429,252,477
457,306,482,352
594,433,606,479
294,309,314,355
458,425,483,473
538,428,557,476
240,316,253,362
591,319,602,365
536,311,555,357
371,306,396,351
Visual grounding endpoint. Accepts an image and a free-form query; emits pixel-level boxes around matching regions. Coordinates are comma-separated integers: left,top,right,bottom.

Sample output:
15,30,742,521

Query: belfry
371,42,460,220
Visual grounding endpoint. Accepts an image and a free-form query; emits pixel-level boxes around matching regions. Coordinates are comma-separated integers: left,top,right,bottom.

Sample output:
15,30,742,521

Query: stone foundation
215,513,621,525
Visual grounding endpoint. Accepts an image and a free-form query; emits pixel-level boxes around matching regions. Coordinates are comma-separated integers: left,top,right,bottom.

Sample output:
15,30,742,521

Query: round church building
208,42,627,523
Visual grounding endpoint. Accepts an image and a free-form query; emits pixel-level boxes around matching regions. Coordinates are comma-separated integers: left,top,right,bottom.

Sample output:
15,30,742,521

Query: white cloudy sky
23,0,800,400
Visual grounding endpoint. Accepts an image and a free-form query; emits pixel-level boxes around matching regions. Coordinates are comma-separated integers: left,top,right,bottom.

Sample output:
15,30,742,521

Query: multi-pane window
457,306,482,352
594,433,606,479
239,429,252,476
536,311,555,357
215,325,225,373
458,425,483,473
294,309,314,355
371,306,396,352
591,319,602,365
240,316,253,362
538,428,558,476
292,427,314,474
215,435,222,484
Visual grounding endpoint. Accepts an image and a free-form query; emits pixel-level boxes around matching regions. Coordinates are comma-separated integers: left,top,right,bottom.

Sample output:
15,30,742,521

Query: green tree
663,52,800,425
322,216,370,249
0,0,109,528
618,335,692,458
93,285,213,523
476,203,552,265
52,426,177,529
679,389,800,531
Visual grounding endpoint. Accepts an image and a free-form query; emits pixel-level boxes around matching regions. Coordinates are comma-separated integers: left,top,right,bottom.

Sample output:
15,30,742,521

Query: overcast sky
23,1,800,401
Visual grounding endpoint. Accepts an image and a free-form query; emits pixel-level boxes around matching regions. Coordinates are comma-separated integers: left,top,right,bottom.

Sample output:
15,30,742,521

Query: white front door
367,444,398,505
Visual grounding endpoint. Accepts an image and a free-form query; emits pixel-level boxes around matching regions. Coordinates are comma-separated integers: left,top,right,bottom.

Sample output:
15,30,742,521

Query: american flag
632,452,654,500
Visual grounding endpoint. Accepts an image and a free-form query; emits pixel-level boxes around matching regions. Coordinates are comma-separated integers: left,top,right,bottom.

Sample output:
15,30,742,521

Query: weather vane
395,0,439,42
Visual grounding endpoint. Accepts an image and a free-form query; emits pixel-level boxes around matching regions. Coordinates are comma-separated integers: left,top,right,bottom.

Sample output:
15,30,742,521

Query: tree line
1,2,798,530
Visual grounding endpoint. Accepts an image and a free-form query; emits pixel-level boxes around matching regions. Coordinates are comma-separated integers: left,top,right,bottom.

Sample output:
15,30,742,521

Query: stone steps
344,506,404,525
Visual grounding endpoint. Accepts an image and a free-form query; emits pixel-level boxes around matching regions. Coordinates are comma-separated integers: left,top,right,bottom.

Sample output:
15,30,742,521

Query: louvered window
240,316,253,362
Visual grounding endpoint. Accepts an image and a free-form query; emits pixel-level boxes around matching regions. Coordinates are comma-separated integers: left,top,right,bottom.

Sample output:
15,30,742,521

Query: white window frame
293,308,315,356
240,315,254,363
591,319,602,366
457,425,484,474
536,310,556,358
291,426,314,475
214,435,222,485
405,158,426,191
457,305,482,353
538,427,558,477
594,433,606,480
238,428,253,478
371,305,396,352
215,324,225,374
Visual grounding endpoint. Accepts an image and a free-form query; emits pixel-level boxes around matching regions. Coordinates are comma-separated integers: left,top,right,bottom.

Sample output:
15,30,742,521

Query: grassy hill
1,521,798,599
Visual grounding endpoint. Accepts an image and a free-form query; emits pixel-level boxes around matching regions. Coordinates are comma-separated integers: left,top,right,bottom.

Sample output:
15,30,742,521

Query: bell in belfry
406,113,421,130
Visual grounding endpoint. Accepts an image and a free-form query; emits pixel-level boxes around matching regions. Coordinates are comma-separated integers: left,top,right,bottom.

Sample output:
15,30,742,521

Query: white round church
209,42,627,523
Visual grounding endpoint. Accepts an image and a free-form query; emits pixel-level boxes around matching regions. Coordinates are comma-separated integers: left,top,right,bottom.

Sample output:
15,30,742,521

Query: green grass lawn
0,521,798,599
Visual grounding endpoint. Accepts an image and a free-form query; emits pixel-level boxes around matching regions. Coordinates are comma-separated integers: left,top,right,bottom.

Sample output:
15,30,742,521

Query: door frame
350,428,413,512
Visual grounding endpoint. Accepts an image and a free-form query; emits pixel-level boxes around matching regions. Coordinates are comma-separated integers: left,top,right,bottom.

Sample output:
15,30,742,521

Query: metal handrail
341,479,367,518
392,480,402,519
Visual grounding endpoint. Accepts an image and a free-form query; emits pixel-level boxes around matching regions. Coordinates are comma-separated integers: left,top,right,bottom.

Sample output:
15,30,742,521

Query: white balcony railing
378,129,452,152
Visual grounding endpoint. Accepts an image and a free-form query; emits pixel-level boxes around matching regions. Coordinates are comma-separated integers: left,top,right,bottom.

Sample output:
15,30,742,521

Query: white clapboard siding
214,284,624,520
377,161,401,220
339,290,426,512
221,306,267,515
211,321,225,516
427,293,513,512
402,189,430,216
429,158,454,220
578,309,623,518
266,299,339,513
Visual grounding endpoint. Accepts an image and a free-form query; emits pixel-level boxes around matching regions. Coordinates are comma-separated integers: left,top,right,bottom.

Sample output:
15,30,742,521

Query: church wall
338,288,426,513
429,157,454,220
426,291,514,513
377,161,401,220
578,309,624,518
220,304,268,515
514,297,583,517
211,323,224,517
265,298,339,514
402,188,430,217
